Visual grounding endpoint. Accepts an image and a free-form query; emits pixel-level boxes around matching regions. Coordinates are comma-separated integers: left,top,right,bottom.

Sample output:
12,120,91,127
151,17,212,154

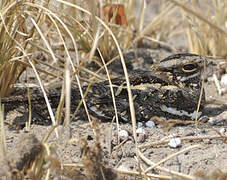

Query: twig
139,135,227,149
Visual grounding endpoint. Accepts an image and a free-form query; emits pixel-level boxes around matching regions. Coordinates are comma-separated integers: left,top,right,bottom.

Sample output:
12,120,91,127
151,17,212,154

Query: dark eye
182,63,198,72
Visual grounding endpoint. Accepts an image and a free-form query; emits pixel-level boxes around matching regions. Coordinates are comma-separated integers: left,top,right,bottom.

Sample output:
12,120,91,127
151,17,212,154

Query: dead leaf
103,4,128,26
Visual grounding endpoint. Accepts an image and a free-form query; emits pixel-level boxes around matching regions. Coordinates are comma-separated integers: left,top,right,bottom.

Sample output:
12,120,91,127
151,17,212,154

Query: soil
1,1,227,180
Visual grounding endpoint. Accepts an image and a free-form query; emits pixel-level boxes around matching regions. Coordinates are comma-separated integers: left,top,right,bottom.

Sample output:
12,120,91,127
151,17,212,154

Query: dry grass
168,0,227,57
0,1,30,97
0,0,227,179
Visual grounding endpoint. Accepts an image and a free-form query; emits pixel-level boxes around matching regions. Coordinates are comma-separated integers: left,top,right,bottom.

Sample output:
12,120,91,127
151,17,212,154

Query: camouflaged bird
2,52,207,125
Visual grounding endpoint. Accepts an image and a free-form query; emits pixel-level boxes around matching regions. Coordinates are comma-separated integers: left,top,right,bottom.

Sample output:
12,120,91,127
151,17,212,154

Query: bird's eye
182,63,198,72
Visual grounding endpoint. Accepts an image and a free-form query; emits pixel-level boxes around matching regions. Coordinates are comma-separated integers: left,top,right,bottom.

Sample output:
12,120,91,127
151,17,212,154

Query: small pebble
203,139,212,144
137,122,143,128
72,157,80,163
168,138,181,148
136,127,146,135
221,74,227,86
220,128,225,135
207,76,214,82
119,130,129,140
145,120,155,127
118,164,129,171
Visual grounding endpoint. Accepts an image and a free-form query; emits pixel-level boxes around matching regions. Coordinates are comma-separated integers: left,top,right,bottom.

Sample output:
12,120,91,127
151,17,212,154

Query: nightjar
2,52,208,125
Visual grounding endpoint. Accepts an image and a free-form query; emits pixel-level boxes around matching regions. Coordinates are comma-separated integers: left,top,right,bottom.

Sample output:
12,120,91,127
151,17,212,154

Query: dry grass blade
0,104,7,156
30,17,57,63
138,0,145,33
63,58,71,128
25,77,32,131
144,36,178,52
195,79,205,129
55,87,65,126
97,48,120,143
17,60,61,79
213,73,222,95
28,60,58,138
43,143,52,180
44,12,72,128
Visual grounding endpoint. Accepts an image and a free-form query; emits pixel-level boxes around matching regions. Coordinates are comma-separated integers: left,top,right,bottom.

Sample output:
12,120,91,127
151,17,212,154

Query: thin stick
195,79,204,131
0,104,7,156
139,135,227,149
29,60,58,138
